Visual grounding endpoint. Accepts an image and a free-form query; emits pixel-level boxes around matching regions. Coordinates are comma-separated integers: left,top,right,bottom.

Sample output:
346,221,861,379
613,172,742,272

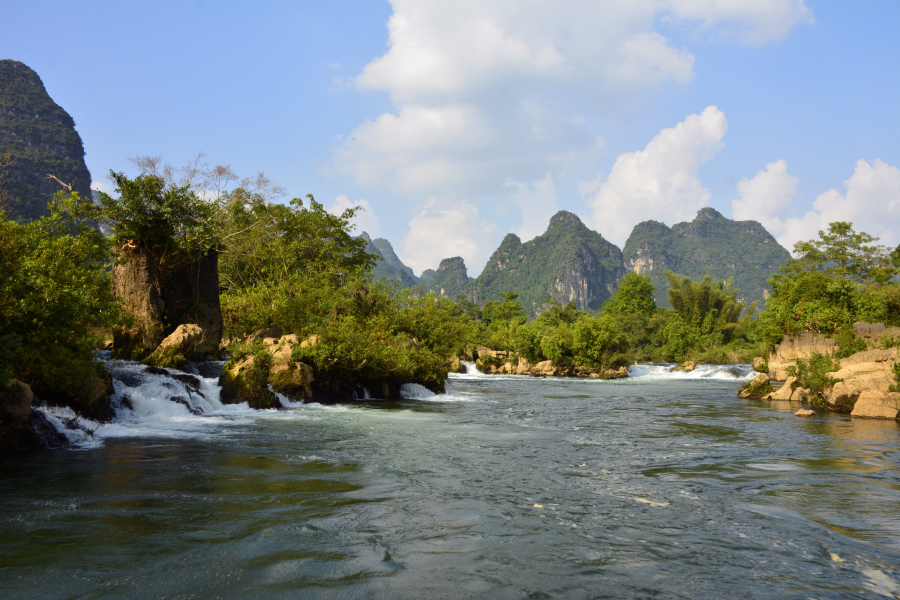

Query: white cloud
667,0,813,46
583,105,728,246
731,159,798,234
400,199,497,274
334,1,810,254
732,158,900,253
327,195,381,238
506,174,558,242
91,180,110,193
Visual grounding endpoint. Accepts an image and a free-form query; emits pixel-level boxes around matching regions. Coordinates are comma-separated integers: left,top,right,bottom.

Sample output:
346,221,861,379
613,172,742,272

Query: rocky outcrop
429,257,470,299
0,60,93,222
675,361,696,372
768,332,837,380
219,333,314,409
474,347,627,379
853,322,900,344
738,373,774,399
753,357,767,373
763,377,797,401
144,324,204,370
0,379,38,452
822,348,899,417
112,246,222,360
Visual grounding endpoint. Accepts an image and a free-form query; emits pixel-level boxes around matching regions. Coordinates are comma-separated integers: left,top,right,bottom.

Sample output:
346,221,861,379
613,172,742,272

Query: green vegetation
755,222,900,346
467,211,624,317
0,60,93,222
785,353,842,406
623,207,791,308
0,191,122,419
362,234,419,288
428,257,470,299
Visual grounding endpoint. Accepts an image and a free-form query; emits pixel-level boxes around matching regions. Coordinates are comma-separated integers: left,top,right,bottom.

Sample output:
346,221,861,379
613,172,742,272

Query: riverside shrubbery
0,192,123,418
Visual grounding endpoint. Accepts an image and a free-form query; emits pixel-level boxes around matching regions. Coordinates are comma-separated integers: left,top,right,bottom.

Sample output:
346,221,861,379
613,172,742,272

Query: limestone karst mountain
0,60,92,221
466,211,626,317
360,232,419,287
622,207,791,308
429,257,470,299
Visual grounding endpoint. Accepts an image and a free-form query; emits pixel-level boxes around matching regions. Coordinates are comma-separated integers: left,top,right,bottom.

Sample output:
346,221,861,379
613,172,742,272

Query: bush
0,192,123,418
785,353,842,406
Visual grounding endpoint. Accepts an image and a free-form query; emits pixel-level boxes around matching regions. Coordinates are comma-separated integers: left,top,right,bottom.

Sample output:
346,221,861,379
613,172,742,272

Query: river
1,361,899,599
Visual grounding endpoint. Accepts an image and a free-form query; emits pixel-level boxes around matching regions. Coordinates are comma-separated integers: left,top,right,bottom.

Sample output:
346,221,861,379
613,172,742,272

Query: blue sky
2,0,898,275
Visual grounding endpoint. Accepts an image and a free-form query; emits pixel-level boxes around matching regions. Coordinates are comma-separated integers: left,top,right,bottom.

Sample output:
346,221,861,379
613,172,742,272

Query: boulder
793,388,810,403
824,348,898,412
675,361,696,372
448,357,466,374
738,373,774,399
219,334,314,408
763,377,797,401
0,379,34,421
112,245,223,360
850,390,900,419
144,324,204,370
245,326,283,344
795,408,816,417
752,357,767,373
768,332,837,380
0,380,40,452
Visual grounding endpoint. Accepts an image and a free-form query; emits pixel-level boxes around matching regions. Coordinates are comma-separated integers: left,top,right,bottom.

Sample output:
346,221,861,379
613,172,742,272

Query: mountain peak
547,210,584,230
695,207,723,220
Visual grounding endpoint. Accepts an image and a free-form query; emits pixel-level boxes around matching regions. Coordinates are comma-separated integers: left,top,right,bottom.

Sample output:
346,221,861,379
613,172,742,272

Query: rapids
2,359,899,598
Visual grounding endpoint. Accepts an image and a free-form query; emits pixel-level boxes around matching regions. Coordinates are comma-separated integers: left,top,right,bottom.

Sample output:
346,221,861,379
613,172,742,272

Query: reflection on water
2,370,900,599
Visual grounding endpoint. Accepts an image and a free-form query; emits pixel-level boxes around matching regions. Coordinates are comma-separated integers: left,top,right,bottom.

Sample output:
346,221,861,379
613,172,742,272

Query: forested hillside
466,211,625,316
0,60,92,222
623,208,790,307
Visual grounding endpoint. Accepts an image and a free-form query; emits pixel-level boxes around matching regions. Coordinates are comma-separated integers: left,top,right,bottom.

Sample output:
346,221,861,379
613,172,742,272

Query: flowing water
2,360,900,599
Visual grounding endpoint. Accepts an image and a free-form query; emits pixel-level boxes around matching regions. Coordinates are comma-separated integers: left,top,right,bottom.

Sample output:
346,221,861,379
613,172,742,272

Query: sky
1,0,898,276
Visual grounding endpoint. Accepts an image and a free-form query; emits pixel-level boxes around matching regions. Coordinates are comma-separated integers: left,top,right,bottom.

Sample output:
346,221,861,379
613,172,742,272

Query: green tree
603,273,656,317
790,221,897,284
0,191,123,418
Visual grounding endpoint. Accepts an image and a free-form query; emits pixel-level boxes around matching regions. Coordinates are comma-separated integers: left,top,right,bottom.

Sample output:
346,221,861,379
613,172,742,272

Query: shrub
785,353,842,406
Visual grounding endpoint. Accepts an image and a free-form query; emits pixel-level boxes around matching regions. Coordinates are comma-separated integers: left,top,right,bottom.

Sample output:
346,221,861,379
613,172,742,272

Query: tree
603,273,656,317
790,221,896,284
665,271,754,344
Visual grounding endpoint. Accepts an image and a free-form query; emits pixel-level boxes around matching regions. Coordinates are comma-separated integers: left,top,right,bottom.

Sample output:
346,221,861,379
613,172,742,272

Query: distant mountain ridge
360,232,419,288
0,59,92,222
623,207,791,307
466,211,625,316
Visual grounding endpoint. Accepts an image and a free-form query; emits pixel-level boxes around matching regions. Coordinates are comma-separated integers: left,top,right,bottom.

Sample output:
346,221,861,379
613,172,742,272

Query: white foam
628,363,755,381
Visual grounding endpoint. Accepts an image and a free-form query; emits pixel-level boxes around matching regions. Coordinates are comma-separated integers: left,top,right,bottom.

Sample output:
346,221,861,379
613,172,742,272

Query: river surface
2,362,900,599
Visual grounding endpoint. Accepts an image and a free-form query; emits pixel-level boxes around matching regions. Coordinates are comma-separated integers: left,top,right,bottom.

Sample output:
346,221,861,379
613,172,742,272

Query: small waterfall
461,361,480,375
628,363,755,381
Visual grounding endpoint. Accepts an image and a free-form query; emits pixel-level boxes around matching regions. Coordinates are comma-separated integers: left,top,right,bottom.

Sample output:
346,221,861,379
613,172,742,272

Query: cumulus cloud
327,195,381,238
583,106,728,246
400,199,497,274
90,180,110,194
334,1,810,250
506,174,558,242
731,159,798,232
732,159,900,253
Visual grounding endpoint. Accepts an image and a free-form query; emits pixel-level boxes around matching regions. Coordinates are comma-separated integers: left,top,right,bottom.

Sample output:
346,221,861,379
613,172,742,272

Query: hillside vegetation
623,207,790,308
0,60,92,222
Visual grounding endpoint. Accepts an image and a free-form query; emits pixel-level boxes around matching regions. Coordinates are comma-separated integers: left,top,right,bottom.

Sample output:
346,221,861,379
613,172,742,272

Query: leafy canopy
790,221,897,284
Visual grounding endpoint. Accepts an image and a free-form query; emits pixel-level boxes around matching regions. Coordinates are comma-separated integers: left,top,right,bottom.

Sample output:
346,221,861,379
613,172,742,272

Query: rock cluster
737,373,774,399
219,330,315,409
825,348,899,418
767,332,837,380
474,346,627,379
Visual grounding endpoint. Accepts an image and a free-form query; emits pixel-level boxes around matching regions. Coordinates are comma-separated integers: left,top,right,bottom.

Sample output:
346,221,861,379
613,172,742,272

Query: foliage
363,234,420,288
785,353,842,405
0,191,123,417
0,60,93,222
757,223,900,345
602,273,655,317
467,211,624,316
622,208,791,308
789,221,897,284
219,192,375,293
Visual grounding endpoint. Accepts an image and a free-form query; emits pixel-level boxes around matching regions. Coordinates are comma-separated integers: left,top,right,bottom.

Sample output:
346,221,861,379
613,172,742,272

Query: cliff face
467,211,625,316
361,233,419,288
429,257,469,299
0,60,92,221
623,208,790,308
